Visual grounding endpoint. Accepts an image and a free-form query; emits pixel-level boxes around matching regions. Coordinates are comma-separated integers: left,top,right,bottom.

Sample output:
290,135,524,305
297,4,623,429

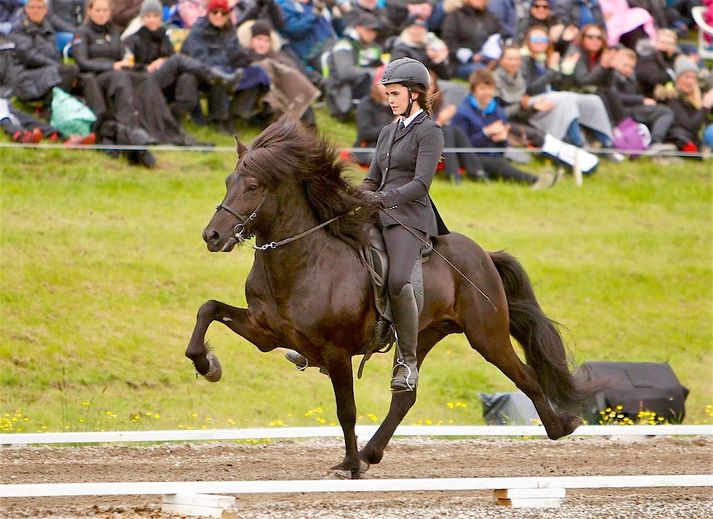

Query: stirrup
390,358,417,392
284,351,329,376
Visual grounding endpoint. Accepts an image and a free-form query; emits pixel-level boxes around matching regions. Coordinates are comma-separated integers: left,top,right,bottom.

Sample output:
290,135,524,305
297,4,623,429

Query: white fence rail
2,424,711,446
1,474,711,498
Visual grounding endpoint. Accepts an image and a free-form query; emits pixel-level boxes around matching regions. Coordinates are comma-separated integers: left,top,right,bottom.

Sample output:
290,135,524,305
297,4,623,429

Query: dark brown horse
186,117,595,478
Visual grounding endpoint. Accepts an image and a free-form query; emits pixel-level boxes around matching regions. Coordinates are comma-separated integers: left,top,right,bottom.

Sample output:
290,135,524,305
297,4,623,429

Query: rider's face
384,83,418,116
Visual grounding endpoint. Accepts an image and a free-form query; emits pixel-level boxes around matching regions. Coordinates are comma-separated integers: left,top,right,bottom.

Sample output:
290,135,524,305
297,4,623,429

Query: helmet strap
400,88,415,118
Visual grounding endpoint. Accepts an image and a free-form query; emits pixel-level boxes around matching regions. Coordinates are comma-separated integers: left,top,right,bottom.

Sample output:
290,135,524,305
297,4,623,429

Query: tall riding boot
390,283,419,392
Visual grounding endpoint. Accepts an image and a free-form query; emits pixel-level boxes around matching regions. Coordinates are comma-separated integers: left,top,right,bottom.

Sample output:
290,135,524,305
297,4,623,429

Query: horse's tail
488,250,599,410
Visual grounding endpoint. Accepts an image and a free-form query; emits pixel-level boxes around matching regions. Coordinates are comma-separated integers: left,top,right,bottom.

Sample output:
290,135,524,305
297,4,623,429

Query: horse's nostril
203,228,220,244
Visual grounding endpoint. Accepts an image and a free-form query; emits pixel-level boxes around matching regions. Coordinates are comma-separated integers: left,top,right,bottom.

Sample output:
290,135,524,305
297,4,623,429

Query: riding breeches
382,224,427,296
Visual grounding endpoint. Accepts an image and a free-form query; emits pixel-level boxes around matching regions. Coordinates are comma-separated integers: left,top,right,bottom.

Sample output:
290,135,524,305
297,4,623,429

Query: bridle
215,190,344,252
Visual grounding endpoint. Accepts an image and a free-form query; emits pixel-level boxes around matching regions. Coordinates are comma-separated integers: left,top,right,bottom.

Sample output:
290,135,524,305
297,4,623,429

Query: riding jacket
362,110,449,236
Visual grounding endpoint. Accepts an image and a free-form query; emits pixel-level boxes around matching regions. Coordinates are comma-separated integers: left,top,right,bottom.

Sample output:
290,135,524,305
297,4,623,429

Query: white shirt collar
401,109,424,128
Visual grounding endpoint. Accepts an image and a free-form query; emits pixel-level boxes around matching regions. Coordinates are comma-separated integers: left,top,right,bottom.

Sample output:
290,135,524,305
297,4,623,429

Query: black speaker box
575,361,689,424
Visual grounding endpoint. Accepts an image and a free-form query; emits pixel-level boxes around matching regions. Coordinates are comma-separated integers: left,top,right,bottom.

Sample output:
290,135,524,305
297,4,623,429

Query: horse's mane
240,116,374,251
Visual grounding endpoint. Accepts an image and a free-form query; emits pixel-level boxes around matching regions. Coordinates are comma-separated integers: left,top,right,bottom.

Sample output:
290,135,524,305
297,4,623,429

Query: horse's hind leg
465,322,576,440
359,328,445,465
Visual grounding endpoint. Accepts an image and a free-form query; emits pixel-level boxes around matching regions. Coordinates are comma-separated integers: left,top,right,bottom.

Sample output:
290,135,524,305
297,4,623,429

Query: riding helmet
380,57,430,90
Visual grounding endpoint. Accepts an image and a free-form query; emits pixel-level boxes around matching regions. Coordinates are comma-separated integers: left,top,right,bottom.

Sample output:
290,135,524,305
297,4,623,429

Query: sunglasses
532,4,549,8
529,35,549,44
584,34,603,40
209,9,228,15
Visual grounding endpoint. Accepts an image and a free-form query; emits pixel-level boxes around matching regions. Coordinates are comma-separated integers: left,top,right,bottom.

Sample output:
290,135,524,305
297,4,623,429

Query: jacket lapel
392,111,427,144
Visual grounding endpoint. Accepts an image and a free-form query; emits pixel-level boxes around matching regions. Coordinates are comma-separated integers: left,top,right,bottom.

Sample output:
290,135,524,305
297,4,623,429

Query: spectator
611,47,676,154
0,36,61,142
390,17,452,80
598,0,655,49
635,29,679,99
46,0,83,50
665,55,713,153
175,0,206,29
9,0,103,114
126,0,242,122
0,0,21,35
323,12,383,120
520,25,619,157
442,0,504,80
236,20,320,126
111,0,143,31
516,0,577,54
352,65,394,165
488,0,516,41
382,0,434,41
230,0,284,31
494,44,600,173
452,69,555,187
276,0,336,70
430,70,486,183
181,0,271,133
570,23,625,123
553,0,604,30
74,0,194,165
341,0,398,45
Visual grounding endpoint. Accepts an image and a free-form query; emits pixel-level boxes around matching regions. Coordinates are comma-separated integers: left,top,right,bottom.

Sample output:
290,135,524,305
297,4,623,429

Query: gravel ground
1,436,712,518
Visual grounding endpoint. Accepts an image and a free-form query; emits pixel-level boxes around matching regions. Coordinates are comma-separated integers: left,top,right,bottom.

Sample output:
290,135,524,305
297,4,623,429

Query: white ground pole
2,424,712,446
1,475,711,498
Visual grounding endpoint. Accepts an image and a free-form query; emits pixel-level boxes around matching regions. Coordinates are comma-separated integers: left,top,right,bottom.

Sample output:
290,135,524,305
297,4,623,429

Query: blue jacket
276,0,334,64
452,95,507,155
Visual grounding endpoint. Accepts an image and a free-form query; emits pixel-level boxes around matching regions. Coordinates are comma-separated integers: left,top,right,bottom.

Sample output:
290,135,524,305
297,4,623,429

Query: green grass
1,114,712,433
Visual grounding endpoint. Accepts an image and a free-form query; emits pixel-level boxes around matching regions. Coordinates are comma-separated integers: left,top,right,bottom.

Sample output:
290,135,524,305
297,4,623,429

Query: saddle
357,225,433,378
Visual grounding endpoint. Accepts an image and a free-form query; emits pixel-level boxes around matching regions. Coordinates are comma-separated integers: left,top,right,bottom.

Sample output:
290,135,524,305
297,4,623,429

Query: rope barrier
0,141,708,159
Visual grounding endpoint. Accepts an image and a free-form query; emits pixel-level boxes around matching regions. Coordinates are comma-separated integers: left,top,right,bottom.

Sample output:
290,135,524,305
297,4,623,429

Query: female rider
286,58,448,393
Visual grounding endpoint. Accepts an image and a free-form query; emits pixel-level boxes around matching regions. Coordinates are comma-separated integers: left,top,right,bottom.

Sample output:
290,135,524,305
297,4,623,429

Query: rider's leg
383,224,425,392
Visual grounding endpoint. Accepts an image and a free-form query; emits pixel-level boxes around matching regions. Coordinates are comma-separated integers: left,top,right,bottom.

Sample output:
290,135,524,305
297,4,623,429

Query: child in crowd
452,69,555,188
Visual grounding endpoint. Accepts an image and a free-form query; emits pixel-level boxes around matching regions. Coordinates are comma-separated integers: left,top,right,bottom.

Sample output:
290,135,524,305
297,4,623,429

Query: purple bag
612,117,651,156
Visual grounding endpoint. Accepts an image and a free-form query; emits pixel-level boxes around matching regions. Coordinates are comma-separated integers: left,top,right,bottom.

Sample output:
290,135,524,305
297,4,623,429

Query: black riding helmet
380,58,430,117
380,57,430,90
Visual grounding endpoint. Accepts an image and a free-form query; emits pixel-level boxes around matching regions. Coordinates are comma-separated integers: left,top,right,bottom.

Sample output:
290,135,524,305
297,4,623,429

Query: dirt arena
2,436,712,518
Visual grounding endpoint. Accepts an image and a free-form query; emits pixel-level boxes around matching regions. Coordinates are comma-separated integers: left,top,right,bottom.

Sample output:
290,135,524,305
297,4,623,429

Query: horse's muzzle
203,227,224,252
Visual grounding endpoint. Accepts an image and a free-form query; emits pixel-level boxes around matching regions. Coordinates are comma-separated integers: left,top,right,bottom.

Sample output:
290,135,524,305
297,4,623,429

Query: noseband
216,191,268,245
216,190,345,251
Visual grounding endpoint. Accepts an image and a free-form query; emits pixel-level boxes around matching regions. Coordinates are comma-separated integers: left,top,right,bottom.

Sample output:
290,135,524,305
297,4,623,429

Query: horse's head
203,138,270,252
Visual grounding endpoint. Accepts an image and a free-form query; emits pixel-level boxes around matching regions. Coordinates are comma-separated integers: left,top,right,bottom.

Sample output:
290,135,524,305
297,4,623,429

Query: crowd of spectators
0,0,711,169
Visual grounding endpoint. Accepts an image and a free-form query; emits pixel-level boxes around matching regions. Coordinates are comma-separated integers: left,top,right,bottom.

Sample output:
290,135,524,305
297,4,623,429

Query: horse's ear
235,137,247,159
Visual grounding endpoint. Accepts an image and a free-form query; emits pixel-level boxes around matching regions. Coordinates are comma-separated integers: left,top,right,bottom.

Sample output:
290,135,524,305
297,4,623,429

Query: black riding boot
390,283,419,392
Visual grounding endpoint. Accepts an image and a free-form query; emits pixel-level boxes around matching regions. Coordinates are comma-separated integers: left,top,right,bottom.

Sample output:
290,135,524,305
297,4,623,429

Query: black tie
398,120,405,131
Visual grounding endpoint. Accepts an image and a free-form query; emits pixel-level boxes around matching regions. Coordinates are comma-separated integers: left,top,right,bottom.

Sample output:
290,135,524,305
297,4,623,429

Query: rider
286,57,448,392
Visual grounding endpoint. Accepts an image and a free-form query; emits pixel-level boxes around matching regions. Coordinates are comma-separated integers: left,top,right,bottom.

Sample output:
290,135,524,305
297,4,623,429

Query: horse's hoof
547,413,583,440
359,447,383,465
330,459,370,479
203,352,222,382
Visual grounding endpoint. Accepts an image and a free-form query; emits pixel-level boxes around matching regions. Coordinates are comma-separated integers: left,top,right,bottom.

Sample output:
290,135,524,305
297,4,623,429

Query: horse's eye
247,184,257,192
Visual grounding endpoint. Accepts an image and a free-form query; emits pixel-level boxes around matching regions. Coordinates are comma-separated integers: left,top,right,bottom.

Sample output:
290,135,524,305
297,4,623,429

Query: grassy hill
1,113,712,433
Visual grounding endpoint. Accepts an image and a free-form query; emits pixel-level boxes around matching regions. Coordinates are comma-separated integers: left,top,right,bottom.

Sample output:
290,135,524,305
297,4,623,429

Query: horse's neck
254,197,353,290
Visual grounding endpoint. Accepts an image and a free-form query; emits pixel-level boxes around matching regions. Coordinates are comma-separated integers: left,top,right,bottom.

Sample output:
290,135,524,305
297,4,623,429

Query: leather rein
216,191,343,251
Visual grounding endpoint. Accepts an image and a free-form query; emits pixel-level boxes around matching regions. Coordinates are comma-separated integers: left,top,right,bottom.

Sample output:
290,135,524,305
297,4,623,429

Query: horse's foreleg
185,299,280,378
359,328,445,465
324,350,368,479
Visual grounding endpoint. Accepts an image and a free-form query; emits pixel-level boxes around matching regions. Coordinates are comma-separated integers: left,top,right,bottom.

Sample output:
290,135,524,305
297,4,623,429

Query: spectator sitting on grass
610,47,676,155
125,0,242,123
452,68,555,188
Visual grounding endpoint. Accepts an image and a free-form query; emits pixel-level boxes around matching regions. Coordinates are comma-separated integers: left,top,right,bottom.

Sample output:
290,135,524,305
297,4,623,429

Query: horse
185,117,596,479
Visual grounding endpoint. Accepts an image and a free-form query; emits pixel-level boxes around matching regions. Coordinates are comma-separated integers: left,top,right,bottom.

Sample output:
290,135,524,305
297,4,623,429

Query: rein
216,191,344,251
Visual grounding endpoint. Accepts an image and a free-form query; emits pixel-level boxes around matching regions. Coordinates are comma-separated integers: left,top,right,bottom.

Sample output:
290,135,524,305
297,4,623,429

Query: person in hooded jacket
181,0,271,133
125,0,241,122
390,17,452,80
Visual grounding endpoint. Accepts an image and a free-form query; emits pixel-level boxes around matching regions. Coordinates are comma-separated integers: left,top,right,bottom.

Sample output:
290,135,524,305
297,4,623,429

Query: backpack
612,117,651,156
50,87,96,137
